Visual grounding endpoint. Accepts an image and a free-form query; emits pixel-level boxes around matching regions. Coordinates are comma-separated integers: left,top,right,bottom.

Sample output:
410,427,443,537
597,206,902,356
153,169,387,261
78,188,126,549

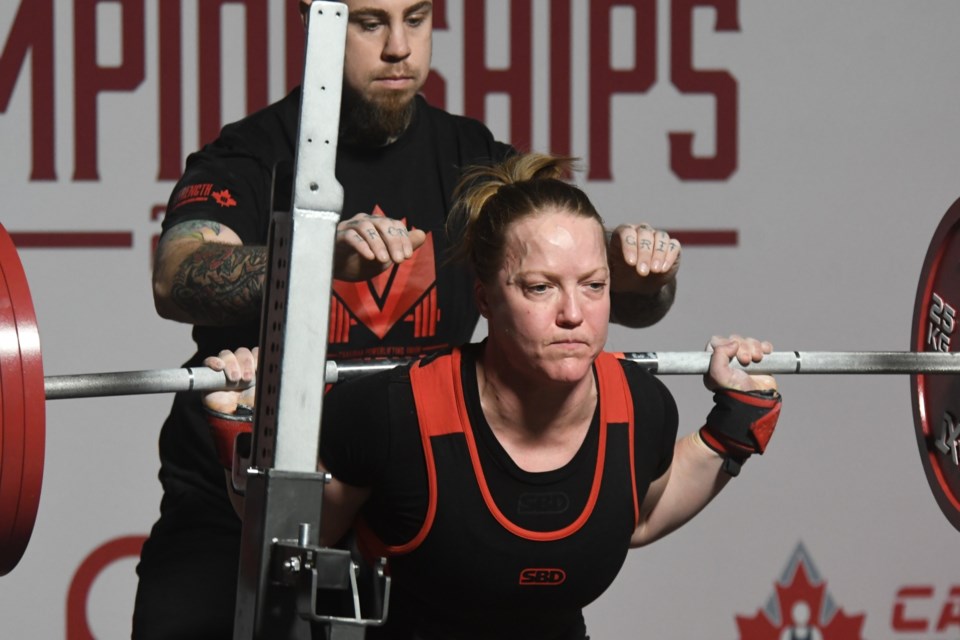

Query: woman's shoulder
616,357,677,415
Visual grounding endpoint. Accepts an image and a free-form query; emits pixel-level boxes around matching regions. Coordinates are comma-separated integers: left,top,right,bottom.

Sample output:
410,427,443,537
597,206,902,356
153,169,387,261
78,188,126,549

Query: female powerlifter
203,152,782,640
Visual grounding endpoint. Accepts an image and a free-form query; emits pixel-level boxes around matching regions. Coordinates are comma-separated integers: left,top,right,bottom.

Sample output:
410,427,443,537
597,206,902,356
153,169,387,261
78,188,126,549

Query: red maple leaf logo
331,205,436,340
212,189,237,207
736,561,865,640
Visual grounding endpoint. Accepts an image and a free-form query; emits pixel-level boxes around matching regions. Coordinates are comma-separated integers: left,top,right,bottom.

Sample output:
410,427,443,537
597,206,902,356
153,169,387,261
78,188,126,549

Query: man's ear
475,281,491,319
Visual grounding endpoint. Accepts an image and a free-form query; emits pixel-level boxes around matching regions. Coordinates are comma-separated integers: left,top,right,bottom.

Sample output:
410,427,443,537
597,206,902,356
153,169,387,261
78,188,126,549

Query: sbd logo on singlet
519,568,567,586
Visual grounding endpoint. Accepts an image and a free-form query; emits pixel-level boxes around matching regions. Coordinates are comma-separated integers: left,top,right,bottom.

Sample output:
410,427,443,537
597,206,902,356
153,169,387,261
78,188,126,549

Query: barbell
2,196,960,576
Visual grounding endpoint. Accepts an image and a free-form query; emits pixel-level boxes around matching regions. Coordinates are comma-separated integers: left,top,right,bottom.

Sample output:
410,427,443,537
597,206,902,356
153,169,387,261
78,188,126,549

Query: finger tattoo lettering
367,229,378,239
657,240,667,251
624,236,638,246
387,227,408,236
639,239,653,250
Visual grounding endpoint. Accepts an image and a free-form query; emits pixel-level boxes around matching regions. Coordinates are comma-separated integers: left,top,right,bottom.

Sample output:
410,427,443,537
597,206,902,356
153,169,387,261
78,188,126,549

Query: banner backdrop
2,1,959,638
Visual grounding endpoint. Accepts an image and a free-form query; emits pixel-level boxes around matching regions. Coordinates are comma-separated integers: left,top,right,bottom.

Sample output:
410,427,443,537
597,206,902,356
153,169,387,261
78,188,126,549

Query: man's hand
334,212,428,281
606,223,681,327
607,223,681,295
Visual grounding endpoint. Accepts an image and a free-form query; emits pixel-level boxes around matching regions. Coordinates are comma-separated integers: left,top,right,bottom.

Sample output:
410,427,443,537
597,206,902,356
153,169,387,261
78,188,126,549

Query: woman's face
477,209,610,386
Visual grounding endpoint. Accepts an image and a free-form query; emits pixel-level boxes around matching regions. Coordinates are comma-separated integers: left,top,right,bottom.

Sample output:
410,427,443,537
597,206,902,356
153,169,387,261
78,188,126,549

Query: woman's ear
475,280,491,319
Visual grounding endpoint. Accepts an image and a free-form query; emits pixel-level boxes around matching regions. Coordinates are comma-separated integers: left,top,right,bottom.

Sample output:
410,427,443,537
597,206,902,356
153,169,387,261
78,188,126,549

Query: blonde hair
447,153,604,284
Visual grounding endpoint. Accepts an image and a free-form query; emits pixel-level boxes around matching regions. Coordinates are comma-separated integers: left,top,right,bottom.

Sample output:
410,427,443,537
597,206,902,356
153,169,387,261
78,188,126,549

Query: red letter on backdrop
420,0,447,109
669,0,738,180
285,0,305,93
588,0,657,181
892,585,932,632
197,0,269,146
66,535,147,639
463,0,532,149
0,0,56,180
936,586,960,632
74,0,145,181
549,1,572,160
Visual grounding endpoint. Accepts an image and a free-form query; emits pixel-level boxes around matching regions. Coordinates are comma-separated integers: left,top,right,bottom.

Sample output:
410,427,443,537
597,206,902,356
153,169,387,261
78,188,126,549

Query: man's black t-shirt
162,89,512,362
148,89,512,529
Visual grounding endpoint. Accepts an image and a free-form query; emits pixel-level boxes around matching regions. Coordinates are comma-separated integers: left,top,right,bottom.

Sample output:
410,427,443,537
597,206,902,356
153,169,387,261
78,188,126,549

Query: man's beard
341,88,416,147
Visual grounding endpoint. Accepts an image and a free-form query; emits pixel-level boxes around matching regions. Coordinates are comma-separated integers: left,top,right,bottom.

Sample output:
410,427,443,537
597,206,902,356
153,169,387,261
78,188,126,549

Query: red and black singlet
321,344,678,640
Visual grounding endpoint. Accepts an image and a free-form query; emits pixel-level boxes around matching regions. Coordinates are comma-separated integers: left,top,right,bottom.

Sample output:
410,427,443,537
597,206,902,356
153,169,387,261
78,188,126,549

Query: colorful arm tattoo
170,243,268,325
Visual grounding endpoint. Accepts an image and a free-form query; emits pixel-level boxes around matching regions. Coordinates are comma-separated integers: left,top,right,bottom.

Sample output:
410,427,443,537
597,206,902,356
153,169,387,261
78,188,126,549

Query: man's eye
527,284,550,294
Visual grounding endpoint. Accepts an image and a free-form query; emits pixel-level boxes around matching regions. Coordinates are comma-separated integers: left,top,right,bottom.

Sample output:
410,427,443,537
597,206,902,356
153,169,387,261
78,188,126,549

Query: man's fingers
409,228,427,251
650,230,671,272
337,224,382,262
614,225,640,265
659,239,682,274
611,224,680,276
374,217,418,263
337,214,422,265
646,229,681,274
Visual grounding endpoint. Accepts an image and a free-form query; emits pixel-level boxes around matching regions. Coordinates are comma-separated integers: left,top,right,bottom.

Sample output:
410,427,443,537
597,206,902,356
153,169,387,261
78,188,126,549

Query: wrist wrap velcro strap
699,388,782,477
205,406,254,469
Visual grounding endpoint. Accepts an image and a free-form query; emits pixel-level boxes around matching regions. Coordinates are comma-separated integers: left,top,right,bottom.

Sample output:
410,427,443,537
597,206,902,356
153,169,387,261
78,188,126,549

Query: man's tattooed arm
153,220,265,325
610,281,677,328
170,243,267,325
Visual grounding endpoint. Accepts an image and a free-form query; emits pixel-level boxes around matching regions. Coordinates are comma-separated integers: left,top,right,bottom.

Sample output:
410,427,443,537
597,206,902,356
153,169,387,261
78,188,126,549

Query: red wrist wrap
699,388,782,476
205,408,253,469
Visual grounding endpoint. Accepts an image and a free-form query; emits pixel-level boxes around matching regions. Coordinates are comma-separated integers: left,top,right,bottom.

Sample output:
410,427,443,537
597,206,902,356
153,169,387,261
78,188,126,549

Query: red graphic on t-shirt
170,183,214,211
169,183,237,211
330,206,440,342
212,189,237,207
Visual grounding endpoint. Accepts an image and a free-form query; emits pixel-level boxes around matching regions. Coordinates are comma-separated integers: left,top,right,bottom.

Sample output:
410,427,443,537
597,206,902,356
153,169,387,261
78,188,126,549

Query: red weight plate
0,260,28,575
0,348,4,495
6,242,45,574
912,198,960,533
0,224,44,576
